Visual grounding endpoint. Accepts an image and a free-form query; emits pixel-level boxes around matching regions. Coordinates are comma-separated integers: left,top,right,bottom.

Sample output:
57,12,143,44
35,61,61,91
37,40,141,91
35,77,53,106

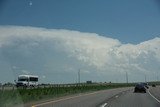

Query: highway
101,88,160,107
29,87,160,107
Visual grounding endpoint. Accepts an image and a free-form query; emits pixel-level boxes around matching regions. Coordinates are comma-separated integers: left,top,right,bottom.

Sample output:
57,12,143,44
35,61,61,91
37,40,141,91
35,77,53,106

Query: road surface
149,86,160,102
29,87,132,107
100,89,160,107
29,87,160,107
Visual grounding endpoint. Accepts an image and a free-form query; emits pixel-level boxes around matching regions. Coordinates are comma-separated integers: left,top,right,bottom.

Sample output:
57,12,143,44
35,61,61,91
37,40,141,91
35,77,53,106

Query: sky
0,0,160,83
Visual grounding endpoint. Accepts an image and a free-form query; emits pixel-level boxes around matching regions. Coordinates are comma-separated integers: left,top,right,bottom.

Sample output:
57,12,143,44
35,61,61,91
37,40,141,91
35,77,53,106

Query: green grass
0,89,23,107
0,83,134,107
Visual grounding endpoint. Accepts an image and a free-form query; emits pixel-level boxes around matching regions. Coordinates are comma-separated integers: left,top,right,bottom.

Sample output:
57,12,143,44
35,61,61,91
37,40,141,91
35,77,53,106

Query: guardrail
0,83,130,91
0,83,83,90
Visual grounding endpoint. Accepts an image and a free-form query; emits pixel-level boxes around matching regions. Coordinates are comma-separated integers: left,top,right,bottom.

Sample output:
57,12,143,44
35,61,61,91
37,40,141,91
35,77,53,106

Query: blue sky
0,0,160,43
0,0,160,83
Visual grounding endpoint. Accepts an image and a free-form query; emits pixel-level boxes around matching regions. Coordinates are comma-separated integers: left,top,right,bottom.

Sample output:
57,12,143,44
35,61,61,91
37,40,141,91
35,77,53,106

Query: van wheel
23,85,27,89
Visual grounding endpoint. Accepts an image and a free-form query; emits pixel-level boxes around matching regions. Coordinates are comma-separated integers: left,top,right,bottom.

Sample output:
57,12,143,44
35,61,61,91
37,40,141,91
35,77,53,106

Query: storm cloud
0,25,160,83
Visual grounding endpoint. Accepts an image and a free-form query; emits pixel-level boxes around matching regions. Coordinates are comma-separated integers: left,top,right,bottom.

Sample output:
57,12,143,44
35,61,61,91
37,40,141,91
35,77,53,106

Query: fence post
2,85,4,91
12,85,14,91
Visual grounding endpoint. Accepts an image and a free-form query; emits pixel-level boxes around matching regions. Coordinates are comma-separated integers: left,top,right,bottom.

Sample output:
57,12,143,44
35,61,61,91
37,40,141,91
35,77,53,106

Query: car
152,84,156,87
134,83,147,93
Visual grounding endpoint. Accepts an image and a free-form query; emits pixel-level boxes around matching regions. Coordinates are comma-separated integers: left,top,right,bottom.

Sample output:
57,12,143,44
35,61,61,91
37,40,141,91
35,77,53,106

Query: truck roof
18,75,38,78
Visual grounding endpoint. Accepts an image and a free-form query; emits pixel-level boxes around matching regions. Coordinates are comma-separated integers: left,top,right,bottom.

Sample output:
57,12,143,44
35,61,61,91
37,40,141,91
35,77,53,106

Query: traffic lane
149,86,160,101
31,87,132,107
102,89,160,107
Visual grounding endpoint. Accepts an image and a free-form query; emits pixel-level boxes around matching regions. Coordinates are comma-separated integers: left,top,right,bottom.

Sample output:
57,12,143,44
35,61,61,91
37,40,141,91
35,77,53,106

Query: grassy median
0,83,134,107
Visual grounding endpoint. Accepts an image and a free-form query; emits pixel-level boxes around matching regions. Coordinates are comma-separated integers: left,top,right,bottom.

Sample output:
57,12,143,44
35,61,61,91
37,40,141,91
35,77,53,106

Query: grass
0,83,134,107
0,89,23,107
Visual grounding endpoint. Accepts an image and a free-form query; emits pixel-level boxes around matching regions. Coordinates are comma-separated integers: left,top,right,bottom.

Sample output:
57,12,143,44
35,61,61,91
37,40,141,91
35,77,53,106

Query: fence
0,83,112,91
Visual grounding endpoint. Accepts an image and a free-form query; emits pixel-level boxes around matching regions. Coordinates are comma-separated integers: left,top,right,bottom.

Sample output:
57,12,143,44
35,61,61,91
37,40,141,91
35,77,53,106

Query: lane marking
32,90,109,107
100,103,107,107
148,90,160,103
32,88,131,107
115,95,118,98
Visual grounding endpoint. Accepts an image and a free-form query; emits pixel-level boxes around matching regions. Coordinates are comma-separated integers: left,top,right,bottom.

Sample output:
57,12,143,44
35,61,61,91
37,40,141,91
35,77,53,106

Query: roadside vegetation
0,83,134,107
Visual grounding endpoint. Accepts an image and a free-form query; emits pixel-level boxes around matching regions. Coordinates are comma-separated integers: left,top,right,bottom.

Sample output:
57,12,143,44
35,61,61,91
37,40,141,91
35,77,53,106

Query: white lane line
115,95,118,98
100,103,108,107
148,90,160,103
32,90,108,107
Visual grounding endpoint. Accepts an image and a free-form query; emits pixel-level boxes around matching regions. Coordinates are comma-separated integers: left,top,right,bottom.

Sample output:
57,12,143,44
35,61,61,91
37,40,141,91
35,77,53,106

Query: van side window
29,77,38,82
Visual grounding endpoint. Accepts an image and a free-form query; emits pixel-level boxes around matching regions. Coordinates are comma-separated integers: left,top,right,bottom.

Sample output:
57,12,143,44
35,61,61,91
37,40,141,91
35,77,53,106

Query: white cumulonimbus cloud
0,25,160,78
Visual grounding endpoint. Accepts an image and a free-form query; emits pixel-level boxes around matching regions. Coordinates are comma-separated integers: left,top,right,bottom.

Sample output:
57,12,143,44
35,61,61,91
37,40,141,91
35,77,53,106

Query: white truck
16,75,38,87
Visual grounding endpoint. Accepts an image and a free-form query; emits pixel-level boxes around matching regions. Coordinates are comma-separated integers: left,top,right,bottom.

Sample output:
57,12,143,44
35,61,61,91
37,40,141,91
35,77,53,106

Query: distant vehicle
134,83,146,93
152,84,156,87
86,81,92,84
15,75,38,87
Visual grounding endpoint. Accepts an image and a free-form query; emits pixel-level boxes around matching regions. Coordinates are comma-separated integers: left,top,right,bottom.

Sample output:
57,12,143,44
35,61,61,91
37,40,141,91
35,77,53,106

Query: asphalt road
149,86,160,101
102,89,160,107
29,87,160,107
30,87,132,107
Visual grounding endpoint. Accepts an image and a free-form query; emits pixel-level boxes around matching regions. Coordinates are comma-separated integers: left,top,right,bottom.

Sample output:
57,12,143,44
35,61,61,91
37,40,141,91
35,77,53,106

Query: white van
16,75,38,87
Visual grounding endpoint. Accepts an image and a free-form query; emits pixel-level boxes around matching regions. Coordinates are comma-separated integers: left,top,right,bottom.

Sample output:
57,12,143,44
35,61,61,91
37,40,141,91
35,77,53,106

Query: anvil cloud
0,26,160,83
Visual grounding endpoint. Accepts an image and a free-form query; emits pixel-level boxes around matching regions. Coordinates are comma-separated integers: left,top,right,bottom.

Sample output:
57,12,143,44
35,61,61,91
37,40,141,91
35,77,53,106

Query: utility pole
78,69,80,84
156,72,159,82
126,72,128,84
157,75,159,82
145,74,147,82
